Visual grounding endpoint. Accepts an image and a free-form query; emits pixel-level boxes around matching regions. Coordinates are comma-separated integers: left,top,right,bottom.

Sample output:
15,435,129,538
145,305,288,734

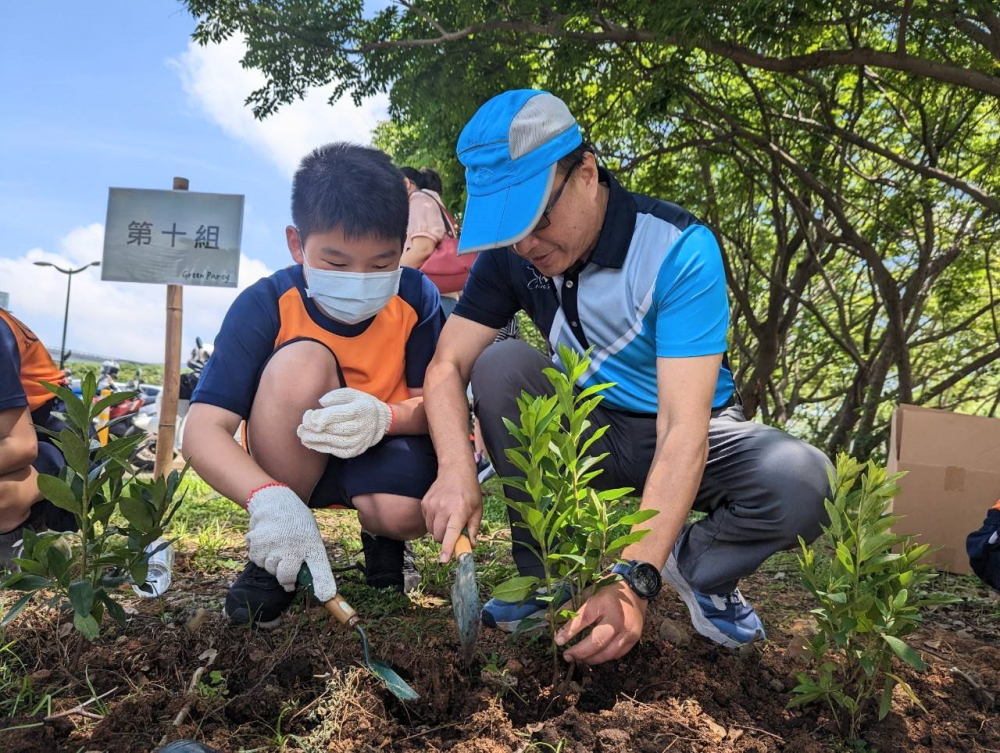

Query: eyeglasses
530,158,582,233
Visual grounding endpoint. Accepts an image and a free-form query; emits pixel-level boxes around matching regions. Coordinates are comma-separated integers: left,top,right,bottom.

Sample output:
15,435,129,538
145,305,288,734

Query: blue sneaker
481,585,571,633
660,545,766,648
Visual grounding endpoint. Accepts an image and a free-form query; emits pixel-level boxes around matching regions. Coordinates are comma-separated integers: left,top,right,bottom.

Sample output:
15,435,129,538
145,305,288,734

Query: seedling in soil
790,454,954,738
0,374,187,651
492,345,656,683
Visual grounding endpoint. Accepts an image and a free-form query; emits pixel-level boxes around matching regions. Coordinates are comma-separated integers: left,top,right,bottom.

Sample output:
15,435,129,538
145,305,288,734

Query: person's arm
387,391,426,435
182,403,273,509
0,406,38,476
401,236,437,268
422,315,501,559
401,193,446,268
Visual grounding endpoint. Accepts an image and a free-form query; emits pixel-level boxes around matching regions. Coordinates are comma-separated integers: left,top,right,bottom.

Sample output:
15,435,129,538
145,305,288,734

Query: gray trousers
471,340,832,595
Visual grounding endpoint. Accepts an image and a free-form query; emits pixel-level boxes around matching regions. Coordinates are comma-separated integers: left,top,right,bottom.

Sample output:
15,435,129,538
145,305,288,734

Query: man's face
511,154,600,277
286,225,402,273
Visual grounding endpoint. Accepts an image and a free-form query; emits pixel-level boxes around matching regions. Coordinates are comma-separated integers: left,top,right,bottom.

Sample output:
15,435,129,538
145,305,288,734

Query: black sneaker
224,562,296,628
361,532,421,594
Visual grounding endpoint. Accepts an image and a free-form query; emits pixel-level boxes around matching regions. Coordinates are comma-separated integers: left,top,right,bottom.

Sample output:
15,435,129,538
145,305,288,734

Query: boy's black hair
292,143,409,245
399,166,425,189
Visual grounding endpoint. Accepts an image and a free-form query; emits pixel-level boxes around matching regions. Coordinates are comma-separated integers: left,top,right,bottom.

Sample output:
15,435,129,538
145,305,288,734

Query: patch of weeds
188,521,241,573
197,669,229,700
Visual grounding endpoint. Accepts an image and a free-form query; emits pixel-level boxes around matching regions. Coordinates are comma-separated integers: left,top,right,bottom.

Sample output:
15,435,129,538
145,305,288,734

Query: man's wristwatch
611,560,662,600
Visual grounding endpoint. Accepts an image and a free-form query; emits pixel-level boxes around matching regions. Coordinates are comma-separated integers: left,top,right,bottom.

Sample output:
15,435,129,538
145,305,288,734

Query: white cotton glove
297,387,394,459
244,484,337,602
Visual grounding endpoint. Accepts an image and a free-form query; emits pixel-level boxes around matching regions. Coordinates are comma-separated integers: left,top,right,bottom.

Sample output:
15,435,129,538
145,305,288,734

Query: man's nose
513,232,541,256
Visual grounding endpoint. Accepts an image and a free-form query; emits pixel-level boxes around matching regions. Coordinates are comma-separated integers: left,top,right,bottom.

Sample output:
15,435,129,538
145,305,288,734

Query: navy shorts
28,400,77,532
307,434,437,510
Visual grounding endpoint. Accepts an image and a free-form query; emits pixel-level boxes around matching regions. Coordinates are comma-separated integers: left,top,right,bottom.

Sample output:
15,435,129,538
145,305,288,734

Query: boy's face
286,225,402,273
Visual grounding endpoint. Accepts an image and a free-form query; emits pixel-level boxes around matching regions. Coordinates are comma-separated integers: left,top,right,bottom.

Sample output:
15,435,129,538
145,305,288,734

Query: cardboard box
887,404,1000,574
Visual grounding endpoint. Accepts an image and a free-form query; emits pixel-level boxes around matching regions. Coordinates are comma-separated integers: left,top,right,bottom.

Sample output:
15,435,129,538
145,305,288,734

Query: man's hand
422,464,483,563
297,388,393,459
244,484,337,601
556,580,648,665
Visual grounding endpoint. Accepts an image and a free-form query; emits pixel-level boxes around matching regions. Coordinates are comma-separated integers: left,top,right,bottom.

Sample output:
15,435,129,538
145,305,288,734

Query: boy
183,143,444,625
0,308,76,569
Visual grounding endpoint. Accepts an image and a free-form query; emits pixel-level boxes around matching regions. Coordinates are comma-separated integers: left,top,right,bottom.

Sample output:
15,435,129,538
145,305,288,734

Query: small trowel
451,533,480,666
298,565,419,701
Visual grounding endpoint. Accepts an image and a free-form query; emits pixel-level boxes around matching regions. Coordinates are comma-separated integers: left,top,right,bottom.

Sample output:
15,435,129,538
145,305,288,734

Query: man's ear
579,152,600,196
287,225,304,264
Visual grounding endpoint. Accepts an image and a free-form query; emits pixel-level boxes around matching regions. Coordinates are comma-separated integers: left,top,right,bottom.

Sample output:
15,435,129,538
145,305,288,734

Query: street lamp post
32,260,101,369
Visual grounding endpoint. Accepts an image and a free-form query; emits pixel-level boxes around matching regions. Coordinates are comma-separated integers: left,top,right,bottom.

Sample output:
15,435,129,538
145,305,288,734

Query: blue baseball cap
456,90,582,254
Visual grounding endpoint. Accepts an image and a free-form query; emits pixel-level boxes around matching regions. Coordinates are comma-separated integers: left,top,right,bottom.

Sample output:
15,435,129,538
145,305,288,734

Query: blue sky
0,0,388,362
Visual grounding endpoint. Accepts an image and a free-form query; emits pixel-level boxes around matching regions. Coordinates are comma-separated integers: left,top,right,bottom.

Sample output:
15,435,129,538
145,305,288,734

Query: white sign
102,188,244,287
0,291,8,310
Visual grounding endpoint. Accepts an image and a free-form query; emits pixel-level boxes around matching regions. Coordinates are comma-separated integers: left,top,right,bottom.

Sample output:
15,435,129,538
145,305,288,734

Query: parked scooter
132,337,213,470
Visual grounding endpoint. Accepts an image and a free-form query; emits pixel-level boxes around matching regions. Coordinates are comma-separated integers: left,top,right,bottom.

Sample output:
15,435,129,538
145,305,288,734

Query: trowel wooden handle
454,533,473,558
323,593,360,629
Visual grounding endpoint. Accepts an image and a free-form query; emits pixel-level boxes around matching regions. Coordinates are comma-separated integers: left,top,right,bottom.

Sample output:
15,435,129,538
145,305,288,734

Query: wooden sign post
101,177,244,477
155,179,188,478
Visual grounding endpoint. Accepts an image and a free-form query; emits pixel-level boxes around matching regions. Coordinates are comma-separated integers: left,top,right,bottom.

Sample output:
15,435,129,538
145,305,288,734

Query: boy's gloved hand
245,484,337,601
297,387,394,459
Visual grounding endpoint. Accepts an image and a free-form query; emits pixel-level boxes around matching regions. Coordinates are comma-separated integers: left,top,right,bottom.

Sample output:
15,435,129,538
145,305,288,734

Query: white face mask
301,253,402,325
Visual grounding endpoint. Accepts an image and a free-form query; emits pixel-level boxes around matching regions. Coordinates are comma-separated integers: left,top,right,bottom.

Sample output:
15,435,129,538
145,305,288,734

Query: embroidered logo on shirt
526,266,551,291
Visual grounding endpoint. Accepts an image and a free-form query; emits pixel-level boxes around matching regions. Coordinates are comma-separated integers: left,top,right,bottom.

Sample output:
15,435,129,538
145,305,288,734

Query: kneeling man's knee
760,437,832,546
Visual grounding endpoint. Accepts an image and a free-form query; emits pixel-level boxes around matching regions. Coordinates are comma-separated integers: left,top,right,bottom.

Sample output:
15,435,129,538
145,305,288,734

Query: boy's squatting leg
0,465,43,533
247,339,426,541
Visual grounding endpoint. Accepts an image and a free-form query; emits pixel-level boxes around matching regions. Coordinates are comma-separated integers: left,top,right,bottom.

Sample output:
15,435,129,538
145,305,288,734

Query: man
97,360,120,393
422,89,831,664
0,308,75,568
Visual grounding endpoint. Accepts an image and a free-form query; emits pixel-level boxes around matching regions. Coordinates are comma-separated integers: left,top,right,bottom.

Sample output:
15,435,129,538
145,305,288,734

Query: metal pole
59,272,72,370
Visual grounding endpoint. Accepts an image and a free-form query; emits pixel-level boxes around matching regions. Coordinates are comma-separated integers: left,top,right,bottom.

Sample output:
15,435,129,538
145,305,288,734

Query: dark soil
1,558,998,752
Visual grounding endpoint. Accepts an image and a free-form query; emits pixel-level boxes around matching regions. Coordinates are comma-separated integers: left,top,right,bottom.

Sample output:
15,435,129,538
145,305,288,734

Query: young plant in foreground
492,345,656,680
790,454,952,738
0,374,187,643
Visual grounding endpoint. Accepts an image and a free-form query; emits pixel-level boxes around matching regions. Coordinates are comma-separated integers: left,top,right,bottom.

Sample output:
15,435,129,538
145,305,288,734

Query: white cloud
171,36,389,177
0,224,272,364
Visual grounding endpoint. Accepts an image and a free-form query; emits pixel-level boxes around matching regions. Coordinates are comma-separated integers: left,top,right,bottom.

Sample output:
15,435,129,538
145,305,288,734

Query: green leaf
120,496,155,534
98,591,128,628
0,592,34,626
886,673,927,713
491,575,540,603
73,612,100,641
5,574,50,592
835,542,855,573
35,475,80,515
92,389,138,418
607,530,650,552
613,508,657,527
68,580,95,617
882,635,927,671
57,429,91,477
130,560,149,591
878,675,897,720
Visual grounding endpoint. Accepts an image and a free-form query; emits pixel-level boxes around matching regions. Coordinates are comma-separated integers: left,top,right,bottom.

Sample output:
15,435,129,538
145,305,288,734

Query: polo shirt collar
587,168,636,271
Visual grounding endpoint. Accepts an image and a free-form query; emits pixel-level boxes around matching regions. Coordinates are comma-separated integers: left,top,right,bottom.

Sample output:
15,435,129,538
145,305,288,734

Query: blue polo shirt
452,168,735,413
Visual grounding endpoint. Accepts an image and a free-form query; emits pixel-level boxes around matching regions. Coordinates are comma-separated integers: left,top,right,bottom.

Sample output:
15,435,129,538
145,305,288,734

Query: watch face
631,563,662,598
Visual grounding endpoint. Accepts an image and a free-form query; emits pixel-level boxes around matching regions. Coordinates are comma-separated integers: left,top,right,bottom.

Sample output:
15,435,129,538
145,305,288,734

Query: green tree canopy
184,0,1000,456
